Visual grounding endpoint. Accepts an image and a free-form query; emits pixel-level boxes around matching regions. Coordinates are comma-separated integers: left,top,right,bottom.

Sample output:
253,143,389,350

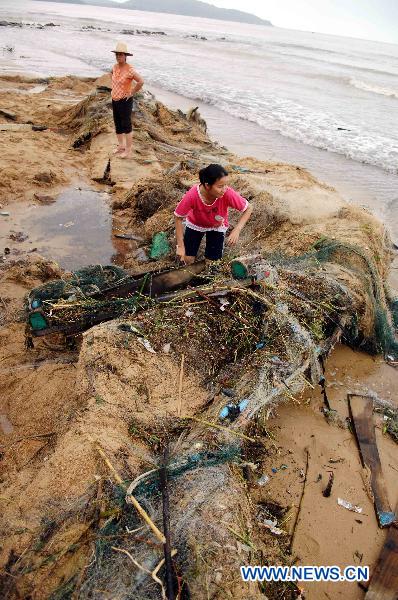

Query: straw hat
111,41,133,56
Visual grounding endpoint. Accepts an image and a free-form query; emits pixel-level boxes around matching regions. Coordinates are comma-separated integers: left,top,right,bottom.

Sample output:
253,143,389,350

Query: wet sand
257,344,398,600
0,74,397,600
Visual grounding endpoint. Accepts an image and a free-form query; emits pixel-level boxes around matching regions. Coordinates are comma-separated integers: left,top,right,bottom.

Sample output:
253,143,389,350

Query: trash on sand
114,232,145,242
9,231,28,242
219,298,230,311
256,340,266,350
162,343,171,353
280,464,288,470
185,309,194,317
221,388,236,398
0,212,10,216
219,398,249,421
338,498,363,514
137,337,156,353
258,474,270,486
117,323,143,336
149,231,170,259
322,472,334,497
33,193,55,204
272,467,278,474
261,519,284,535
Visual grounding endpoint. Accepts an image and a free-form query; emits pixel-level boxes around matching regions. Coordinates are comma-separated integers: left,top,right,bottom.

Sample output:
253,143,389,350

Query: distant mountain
36,0,272,26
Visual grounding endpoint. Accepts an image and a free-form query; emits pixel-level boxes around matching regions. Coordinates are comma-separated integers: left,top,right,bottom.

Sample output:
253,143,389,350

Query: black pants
184,226,225,261
112,97,133,134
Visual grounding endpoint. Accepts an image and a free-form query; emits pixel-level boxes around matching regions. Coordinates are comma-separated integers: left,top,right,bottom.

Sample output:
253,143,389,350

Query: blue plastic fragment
238,399,249,412
271,468,278,474
378,511,396,527
219,406,230,420
256,340,266,350
189,453,201,463
32,299,41,309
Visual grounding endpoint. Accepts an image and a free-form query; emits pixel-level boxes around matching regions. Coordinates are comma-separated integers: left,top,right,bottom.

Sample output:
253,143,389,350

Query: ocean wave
148,75,398,174
349,78,398,98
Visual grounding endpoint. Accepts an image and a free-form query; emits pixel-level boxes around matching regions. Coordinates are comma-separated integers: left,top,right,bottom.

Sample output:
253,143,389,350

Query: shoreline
148,84,398,245
0,73,398,600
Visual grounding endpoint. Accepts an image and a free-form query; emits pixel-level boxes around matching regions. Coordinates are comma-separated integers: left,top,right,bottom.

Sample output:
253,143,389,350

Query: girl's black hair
199,163,228,187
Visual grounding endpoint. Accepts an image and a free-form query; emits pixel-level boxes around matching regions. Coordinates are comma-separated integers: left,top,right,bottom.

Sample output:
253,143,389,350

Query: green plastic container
149,232,170,260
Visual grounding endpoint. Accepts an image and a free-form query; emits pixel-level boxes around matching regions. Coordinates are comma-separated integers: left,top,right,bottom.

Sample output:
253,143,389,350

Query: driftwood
289,448,310,553
365,502,398,599
348,394,396,527
95,444,166,544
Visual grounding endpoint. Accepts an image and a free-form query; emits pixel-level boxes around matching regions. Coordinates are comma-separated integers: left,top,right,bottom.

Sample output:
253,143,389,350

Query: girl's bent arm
227,202,253,245
175,215,186,258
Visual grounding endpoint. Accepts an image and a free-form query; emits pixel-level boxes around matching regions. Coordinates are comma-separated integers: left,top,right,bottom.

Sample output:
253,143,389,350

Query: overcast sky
210,0,398,44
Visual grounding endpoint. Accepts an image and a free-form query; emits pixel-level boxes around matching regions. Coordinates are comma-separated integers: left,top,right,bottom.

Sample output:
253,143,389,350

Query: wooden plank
365,512,398,600
348,394,396,528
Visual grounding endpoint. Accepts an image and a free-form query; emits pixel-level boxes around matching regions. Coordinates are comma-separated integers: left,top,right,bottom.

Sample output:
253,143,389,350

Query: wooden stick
177,354,185,417
184,416,256,443
289,448,310,554
95,444,166,544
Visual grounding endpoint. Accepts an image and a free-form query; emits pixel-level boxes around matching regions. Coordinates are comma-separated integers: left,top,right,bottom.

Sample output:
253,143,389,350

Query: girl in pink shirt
174,164,253,264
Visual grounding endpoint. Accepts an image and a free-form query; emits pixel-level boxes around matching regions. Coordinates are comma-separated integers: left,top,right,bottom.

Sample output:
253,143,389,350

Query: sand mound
1,77,397,600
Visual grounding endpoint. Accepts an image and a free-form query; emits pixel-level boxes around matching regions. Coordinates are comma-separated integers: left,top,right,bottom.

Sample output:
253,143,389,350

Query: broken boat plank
365,502,398,600
348,394,396,527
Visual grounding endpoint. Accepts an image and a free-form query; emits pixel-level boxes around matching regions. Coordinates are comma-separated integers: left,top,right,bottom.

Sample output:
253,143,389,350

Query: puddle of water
0,186,117,271
0,414,14,435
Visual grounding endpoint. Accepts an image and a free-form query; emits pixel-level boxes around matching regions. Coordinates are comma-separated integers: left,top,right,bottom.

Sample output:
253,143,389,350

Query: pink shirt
174,185,248,232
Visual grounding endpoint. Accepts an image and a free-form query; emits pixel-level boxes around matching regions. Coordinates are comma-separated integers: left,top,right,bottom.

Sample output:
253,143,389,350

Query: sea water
1,0,397,238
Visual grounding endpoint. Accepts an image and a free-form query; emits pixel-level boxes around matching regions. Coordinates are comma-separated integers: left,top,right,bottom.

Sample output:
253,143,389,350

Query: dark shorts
184,226,225,261
112,97,133,134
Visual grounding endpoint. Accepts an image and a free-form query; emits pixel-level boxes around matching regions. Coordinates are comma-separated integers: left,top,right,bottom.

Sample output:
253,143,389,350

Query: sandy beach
0,72,398,600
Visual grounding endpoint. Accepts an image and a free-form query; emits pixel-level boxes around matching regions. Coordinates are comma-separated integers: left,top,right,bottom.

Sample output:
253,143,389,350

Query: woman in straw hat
111,41,144,159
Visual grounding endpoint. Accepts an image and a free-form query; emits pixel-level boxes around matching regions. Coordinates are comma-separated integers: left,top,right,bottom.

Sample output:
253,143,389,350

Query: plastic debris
271,467,278,474
262,519,284,535
256,340,266,350
137,337,156,353
0,212,10,216
185,309,194,317
337,498,363,514
149,231,170,259
162,343,171,353
257,474,270,486
219,398,249,421
221,388,236,398
114,233,145,242
219,298,230,311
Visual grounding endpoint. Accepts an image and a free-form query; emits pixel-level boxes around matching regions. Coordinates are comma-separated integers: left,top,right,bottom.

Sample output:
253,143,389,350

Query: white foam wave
349,78,398,99
149,74,398,174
